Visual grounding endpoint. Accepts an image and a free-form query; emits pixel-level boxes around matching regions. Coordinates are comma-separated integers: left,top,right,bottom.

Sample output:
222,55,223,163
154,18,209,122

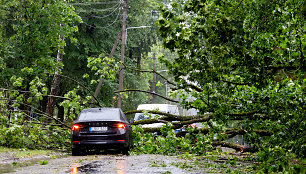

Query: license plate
90,127,108,132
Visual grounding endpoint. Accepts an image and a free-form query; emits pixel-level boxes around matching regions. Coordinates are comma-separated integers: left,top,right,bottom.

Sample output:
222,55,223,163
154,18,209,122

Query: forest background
0,0,305,173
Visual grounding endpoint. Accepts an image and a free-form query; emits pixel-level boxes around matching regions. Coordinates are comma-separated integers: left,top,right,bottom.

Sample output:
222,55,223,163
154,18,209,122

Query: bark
137,56,141,75
47,30,64,117
222,128,272,138
47,72,61,117
131,113,213,130
125,110,212,121
212,141,256,152
56,102,65,122
40,96,48,116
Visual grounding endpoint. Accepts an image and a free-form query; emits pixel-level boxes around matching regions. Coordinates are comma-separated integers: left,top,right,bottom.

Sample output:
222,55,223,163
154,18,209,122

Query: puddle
74,161,101,173
70,158,128,174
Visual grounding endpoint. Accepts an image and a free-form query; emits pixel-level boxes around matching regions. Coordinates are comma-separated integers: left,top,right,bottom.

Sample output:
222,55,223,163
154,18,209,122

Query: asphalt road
10,154,194,174
3,148,251,174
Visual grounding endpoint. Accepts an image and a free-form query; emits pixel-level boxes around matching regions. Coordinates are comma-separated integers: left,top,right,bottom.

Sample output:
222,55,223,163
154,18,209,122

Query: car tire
72,147,81,156
121,145,130,155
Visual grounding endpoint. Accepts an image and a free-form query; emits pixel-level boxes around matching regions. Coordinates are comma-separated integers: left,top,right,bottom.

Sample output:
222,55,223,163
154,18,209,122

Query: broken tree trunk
47,28,64,117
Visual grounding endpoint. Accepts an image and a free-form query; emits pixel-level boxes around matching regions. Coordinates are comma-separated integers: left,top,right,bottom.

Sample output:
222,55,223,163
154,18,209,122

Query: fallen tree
123,2,305,173
125,109,271,152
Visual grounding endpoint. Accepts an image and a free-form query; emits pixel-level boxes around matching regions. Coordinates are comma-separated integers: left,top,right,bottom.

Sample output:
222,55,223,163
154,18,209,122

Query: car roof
136,104,180,115
77,108,127,122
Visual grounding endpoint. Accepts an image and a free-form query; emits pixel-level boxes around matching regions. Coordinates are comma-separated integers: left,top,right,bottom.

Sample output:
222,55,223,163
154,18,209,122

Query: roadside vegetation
0,0,305,173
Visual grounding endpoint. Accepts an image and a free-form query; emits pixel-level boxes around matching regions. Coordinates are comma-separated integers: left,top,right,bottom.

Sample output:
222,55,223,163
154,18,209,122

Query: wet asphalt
9,154,192,174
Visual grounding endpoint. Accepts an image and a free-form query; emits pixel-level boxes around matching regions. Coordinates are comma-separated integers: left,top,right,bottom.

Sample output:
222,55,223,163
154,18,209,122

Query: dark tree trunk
136,47,141,75
56,102,65,122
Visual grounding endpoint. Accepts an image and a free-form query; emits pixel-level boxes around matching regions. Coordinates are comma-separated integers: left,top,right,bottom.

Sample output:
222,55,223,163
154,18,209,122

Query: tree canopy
156,0,305,161
0,0,305,172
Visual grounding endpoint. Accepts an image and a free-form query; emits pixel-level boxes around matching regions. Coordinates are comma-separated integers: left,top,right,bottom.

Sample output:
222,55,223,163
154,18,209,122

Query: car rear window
78,109,121,121
134,113,150,121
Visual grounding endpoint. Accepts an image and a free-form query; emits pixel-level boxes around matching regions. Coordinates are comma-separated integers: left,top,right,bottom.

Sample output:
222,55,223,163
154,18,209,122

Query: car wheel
121,148,129,155
121,145,130,155
72,147,81,156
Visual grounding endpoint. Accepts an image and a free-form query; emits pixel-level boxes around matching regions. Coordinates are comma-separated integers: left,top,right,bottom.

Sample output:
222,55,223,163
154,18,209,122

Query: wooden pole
152,53,156,103
90,31,121,107
117,0,127,108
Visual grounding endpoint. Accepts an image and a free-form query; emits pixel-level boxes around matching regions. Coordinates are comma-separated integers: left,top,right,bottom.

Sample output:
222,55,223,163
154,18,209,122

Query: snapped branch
115,89,180,103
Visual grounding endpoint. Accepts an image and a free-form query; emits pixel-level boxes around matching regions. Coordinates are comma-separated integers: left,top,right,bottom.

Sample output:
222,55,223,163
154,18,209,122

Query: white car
134,104,180,129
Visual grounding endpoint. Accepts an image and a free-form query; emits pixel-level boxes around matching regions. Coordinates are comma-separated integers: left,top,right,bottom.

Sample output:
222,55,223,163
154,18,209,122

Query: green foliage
39,160,49,165
257,147,305,173
0,0,80,77
131,124,214,156
60,89,86,121
0,122,70,150
156,0,305,172
86,54,118,81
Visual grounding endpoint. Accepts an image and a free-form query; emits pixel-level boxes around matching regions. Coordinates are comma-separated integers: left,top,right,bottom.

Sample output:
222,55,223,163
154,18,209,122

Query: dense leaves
0,0,304,172
0,0,164,152
156,0,305,172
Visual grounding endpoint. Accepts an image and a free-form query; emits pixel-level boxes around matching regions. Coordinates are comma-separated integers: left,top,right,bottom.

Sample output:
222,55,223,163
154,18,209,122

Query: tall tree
157,0,305,160
0,0,80,119
65,0,163,111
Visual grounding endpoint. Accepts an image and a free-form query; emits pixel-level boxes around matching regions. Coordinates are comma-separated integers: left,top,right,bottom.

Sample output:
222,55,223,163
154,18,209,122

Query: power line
69,1,122,6
81,7,122,29
75,3,121,13
89,6,120,19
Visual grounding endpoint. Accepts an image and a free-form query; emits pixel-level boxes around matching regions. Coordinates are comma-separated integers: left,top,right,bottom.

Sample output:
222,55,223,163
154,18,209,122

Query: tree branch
266,65,299,72
220,80,251,86
229,110,269,120
132,114,213,131
1,88,72,100
57,74,102,107
115,89,180,103
212,141,256,152
222,128,272,138
186,83,204,92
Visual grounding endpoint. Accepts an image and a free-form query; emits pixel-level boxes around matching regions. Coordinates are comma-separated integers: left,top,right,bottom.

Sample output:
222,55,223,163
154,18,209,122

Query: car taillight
117,123,126,129
72,124,81,131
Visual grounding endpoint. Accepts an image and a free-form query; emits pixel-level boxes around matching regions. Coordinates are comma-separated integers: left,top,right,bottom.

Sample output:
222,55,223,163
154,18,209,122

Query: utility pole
117,0,127,108
90,31,121,107
152,53,156,103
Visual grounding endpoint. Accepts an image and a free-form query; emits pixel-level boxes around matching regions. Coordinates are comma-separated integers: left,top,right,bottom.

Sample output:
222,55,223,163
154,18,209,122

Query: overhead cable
76,3,121,13
81,8,122,29
70,1,122,6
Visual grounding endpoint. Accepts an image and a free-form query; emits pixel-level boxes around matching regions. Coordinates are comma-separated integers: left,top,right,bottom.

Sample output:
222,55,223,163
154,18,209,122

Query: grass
0,146,55,158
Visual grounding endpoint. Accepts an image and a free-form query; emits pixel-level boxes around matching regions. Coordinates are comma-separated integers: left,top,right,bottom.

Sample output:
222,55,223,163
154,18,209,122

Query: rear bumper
72,140,128,149
72,133,130,149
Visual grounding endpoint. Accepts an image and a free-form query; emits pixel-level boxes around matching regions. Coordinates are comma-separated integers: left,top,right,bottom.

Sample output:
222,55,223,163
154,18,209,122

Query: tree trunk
56,101,65,122
47,31,64,117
